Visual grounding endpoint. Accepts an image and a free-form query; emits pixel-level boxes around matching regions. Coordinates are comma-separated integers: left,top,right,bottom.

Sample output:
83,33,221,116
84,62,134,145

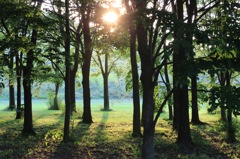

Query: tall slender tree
124,0,142,137
63,0,71,142
81,3,93,123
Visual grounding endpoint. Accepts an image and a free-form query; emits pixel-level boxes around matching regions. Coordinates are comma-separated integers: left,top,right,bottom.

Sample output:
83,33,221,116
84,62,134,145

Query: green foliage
154,85,167,112
207,86,240,117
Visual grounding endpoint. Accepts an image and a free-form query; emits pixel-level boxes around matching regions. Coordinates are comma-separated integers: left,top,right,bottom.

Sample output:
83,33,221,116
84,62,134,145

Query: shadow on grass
155,124,231,159
0,118,64,159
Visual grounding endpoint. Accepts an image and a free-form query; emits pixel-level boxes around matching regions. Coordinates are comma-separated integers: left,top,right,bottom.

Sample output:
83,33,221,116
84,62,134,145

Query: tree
63,0,71,142
22,1,44,135
131,0,176,158
81,2,93,123
124,0,142,137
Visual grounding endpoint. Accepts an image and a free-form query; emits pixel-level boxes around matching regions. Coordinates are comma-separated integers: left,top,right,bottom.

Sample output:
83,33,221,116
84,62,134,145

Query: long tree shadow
154,123,231,159
52,115,92,158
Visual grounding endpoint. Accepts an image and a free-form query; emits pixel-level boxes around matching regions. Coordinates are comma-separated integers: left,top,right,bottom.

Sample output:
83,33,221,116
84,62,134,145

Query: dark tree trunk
177,85,192,144
70,72,76,113
225,71,235,142
173,54,180,130
218,71,227,121
164,59,173,120
22,29,37,135
175,0,192,144
69,21,81,114
191,76,201,124
102,53,110,111
63,0,71,142
81,6,93,123
9,52,15,110
16,53,22,119
54,82,60,110
129,21,141,137
136,8,155,158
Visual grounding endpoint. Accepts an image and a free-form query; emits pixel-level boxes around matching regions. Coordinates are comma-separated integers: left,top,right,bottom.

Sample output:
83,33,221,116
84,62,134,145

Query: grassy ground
0,99,239,159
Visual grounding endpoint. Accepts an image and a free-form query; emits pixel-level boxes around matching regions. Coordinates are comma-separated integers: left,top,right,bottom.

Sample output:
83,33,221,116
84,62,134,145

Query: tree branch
153,88,174,126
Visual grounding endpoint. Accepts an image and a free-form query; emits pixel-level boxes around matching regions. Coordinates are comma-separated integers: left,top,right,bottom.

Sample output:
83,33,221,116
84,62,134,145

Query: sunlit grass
0,98,239,158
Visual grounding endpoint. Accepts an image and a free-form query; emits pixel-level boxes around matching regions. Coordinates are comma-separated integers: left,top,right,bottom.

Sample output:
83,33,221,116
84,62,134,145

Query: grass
0,99,239,159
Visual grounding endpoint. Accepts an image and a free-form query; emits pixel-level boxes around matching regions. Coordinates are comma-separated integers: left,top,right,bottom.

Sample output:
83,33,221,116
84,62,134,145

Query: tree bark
54,82,60,110
164,59,173,120
103,53,110,110
22,29,37,135
9,51,15,110
225,71,235,142
129,21,141,137
136,6,155,158
218,71,227,121
69,21,81,114
175,0,192,144
81,6,93,123
63,0,71,142
16,53,22,119
191,76,201,124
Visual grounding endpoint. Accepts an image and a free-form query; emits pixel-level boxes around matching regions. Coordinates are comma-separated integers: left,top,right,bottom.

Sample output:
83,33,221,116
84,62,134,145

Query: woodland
0,0,240,159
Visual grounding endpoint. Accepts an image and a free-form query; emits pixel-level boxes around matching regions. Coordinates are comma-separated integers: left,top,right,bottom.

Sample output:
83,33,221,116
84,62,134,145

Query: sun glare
103,11,118,23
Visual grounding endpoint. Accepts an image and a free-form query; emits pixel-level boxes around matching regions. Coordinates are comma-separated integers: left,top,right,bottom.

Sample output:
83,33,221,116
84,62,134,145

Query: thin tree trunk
9,51,15,110
130,22,141,137
218,71,227,121
81,6,93,123
226,71,235,142
69,21,81,114
16,53,22,119
136,11,155,158
191,76,202,124
54,82,60,110
124,0,142,137
63,0,71,142
22,29,37,135
164,59,173,120
103,53,110,110
175,0,192,144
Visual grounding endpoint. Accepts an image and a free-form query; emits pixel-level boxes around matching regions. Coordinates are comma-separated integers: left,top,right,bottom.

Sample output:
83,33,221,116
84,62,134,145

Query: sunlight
103,11,118,23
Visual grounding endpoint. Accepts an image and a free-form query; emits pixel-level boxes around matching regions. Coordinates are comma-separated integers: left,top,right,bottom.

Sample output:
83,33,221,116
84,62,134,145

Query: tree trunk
177,85,192,144
22,29,37,135
103,53,110,111
81,6,93,123
226,71,235,142
175,0,192,144
136,10,155,158
70,73,76,113
9,52,15,110
164,59,173,120
130,23,141,137
69,21,81,114
173,53,180,130
54,82,60,110
124,0,142,137
191,76,201,124
16,53,22,119
218,71,227,121
63,0,71,142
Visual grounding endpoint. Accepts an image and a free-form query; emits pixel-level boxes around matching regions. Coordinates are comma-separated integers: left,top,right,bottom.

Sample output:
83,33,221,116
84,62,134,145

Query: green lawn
0,99,239,159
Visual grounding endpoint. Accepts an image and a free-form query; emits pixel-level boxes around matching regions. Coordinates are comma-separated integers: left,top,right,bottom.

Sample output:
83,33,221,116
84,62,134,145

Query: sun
103,11,118,23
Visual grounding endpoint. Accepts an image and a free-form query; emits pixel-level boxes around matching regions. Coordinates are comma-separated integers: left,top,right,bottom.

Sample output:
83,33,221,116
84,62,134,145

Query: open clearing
0,99,239,159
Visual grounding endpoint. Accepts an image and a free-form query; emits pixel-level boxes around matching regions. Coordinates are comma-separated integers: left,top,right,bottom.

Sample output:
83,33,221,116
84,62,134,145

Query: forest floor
0,99,239,159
